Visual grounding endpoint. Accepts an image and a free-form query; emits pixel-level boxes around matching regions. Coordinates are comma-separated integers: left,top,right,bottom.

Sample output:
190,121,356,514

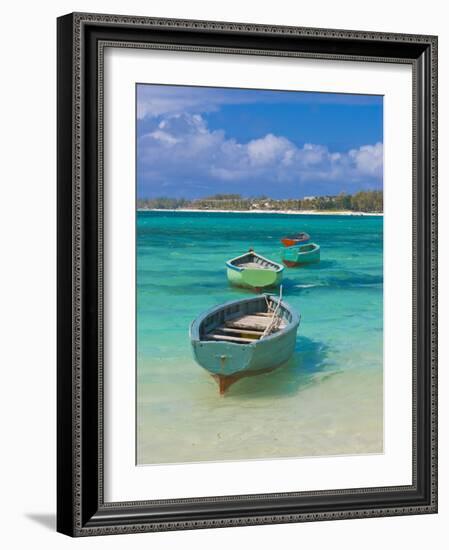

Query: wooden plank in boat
226,316,271,330
205,334,255,343
238,314,273,325
225,321,267,331
217,326,263,336
238,262,261,269
228,315,286,331
238,262,276,270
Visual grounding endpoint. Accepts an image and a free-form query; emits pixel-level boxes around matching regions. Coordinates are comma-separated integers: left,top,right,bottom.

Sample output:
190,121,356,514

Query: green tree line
137,190,383,213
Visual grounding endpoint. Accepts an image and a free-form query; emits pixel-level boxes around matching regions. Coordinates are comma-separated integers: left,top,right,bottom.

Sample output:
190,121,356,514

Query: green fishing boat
281,242,320,267
226,250,284,290
190,292,300,394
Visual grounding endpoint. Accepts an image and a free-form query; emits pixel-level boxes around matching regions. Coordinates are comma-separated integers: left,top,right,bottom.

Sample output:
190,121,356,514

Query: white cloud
247,134,294,166
138,112,383,196
137,87,243,119
148,130,180,145
348,142,383,177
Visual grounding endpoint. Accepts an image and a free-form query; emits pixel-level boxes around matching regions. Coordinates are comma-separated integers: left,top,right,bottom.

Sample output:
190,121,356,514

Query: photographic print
57,14,437,534
136,83,384,465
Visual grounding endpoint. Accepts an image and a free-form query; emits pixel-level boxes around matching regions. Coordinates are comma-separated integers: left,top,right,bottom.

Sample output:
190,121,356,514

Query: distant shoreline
137,208,383,216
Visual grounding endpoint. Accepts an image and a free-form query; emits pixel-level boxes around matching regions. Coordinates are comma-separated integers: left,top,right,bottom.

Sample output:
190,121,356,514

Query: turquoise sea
137,211,383,465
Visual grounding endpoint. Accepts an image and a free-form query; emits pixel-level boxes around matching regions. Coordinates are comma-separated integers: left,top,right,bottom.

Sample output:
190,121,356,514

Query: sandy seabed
137,363,383,465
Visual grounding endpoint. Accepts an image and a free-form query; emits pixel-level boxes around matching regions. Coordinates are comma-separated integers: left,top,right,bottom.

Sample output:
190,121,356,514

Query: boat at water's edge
281,242,320,267
226,250,284,290
190,294,300,394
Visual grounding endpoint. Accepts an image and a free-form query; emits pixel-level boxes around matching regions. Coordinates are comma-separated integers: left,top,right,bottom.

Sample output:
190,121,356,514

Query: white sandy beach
138,208,383,216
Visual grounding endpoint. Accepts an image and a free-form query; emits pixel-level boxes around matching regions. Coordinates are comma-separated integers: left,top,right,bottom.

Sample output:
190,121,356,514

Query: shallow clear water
137,211,383,464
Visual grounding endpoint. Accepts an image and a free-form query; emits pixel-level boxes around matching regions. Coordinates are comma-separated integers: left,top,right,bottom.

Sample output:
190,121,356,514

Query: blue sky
137,84,383,199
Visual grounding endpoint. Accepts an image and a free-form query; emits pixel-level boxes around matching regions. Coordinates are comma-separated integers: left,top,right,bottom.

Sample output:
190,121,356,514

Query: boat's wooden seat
226,314,272,331
204,310,286,344
205,333,255,343
237,262,276,270
218,326,263,336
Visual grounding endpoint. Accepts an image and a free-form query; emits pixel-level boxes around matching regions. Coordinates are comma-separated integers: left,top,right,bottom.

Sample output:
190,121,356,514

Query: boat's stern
241,267,282,288
226,263,283,289
281,243,320,266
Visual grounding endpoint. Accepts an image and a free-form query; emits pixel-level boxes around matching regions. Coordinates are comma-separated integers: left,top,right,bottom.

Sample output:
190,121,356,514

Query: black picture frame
57,12,438,537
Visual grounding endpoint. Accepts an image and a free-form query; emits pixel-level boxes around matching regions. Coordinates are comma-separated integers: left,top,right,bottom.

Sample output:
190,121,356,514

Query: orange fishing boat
280,232,310,247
